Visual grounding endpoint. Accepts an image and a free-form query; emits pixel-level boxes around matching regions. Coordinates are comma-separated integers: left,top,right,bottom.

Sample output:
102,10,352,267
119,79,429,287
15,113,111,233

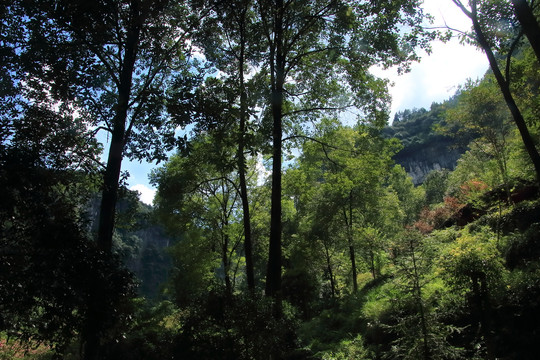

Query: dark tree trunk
343,192,358,292
97,125,124,252
265,85,284,300
223,235,232,294
348,241,358,292
237,8,255,292
84,3,142,359
97,8,141,252
511,0,540,62
265,0,285,302
220,182,233,295
323,241,336,298
470,1,540,184
369,249,376,280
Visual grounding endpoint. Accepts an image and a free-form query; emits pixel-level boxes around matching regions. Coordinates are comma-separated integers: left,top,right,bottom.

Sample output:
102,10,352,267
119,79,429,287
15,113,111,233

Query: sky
119,0,489,206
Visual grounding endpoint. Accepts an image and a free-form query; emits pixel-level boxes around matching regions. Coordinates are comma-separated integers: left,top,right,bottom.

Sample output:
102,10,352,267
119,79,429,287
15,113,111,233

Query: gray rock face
394,137,465,185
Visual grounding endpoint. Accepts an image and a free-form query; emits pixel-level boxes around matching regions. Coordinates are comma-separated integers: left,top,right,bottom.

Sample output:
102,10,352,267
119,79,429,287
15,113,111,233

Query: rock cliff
393,136,465,184
383,103,466,185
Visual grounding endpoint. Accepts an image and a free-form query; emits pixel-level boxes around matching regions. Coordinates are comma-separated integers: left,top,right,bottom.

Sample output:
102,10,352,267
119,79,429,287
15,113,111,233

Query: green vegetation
2,0,540,359
382,102,469,185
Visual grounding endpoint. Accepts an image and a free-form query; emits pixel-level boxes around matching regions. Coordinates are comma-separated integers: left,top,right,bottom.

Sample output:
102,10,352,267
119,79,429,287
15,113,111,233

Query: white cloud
371,0,489,120
130,184,156,206
255,153,271,185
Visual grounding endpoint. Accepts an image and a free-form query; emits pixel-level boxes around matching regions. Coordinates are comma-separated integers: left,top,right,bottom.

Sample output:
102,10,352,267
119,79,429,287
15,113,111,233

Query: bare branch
91,126,112,136
452,0,473,19
283,105,350,117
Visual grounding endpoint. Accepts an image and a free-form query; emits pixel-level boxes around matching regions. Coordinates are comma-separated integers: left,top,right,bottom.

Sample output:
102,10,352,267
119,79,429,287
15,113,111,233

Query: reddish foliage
413,196,465,234
459,179,489,202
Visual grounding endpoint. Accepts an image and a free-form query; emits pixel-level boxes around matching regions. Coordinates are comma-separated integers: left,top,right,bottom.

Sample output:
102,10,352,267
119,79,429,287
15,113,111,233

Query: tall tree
259,0,436,301
16,0,195,250
13,1,197,358
393,230,431,360
289,122,403,294
445,78,514,200
0,86,136,357
190,0,263,292
440,228,506,359
151,127,259,296
452,0,540,184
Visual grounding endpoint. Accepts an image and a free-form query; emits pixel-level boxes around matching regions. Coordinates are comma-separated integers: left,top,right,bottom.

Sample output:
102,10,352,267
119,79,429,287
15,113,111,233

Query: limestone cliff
384,102,466,185
393,136,465,184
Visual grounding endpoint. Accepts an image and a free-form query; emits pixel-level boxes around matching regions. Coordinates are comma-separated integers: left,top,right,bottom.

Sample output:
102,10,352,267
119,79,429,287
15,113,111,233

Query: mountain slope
383,101,467,184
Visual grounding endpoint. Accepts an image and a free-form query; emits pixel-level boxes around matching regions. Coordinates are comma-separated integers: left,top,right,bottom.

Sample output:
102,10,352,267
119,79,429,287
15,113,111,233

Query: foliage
172,293,301,360
439,227,506,295
319,335,369,360
422,169,451,206
2,1,540,359
152,133,254,297
0,32,139,356
298,295,368,356
100,300,179,360
0,336,52,360
285,123,403,295
413,197,464,233
386,104,452,149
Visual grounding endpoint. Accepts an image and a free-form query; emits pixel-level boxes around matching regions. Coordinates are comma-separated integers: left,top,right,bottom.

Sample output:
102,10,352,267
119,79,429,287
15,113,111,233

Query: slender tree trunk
343,192,358,292
237,9,255,292
223,234,232,294
220,181,232,295
97,129,123,252
471,273,494,359
265,0,284,303
97,12,141,252
409,239,430,360
494,147,512,203
468,1,540,184
369,249,376,280
323,241,336,298
266,86,284,300
85,4,141,359
347,236,358,292
511,0,540,62
479,274,495,360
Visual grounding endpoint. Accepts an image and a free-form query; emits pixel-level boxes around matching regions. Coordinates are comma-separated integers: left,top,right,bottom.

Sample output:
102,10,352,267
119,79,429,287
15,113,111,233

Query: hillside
383,101,468,184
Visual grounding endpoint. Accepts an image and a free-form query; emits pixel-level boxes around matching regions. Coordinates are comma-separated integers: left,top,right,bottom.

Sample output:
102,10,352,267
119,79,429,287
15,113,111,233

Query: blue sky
119,0,489,205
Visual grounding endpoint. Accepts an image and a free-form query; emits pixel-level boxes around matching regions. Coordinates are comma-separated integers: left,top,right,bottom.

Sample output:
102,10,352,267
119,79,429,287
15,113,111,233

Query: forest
1,0,540,359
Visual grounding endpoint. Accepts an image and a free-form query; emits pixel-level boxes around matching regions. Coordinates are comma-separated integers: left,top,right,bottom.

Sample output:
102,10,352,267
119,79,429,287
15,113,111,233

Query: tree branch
284,46,343,77
505,30,524,85
191,176,241,200
283,105,350,117
91,126,112,136
452,0,473,19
